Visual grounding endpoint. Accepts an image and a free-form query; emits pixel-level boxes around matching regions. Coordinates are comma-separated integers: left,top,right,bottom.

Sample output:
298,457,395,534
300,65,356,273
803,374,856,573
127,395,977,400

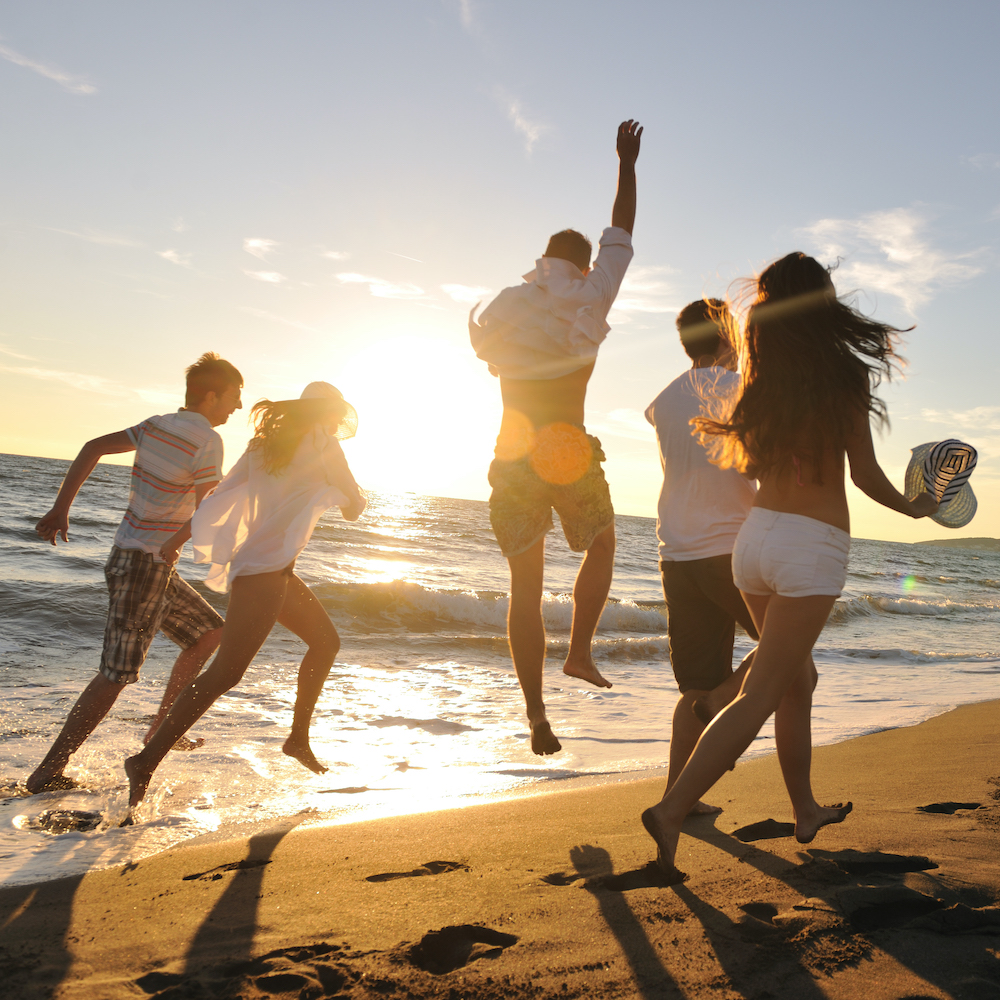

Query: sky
1,1,998,543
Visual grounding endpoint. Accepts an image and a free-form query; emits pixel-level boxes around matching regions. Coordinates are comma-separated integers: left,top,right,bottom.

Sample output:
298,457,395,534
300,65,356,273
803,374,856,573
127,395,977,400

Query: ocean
1,451,998,889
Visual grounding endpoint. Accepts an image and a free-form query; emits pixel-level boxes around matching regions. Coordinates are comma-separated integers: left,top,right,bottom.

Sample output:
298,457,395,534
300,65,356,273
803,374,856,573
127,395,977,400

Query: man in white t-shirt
26,353,243,793
645,300,758,813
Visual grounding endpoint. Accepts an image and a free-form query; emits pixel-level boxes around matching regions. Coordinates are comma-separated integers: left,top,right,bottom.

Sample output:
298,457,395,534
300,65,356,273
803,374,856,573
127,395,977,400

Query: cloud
244,237,280,260
494,87,547,154
321,250,350,260
611,265,683,316
458,0,475,30
46,227,142,247
441,283,491,304
158,249,192,267
587,407,655,442
920,405,1000,433
0,343,37,361
336,272,426,299
0,364,134,397
0,40,96,94
170,218,188,233
801,207,984,315
966,153,1000,170
244,270,286,283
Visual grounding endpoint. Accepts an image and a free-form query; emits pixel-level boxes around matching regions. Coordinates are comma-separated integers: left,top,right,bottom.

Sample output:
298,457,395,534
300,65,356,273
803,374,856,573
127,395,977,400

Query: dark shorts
488,427,614,558
100,546,224,685
661,553,759,693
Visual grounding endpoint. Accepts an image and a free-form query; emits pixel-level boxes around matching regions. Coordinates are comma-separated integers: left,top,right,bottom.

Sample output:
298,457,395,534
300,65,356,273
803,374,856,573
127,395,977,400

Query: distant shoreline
916,536,1000,553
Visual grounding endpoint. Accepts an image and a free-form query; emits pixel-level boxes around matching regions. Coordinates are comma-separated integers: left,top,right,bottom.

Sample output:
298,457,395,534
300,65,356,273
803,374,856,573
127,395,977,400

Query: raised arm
36,430,136,545
611,119,642,235
846,412,938,518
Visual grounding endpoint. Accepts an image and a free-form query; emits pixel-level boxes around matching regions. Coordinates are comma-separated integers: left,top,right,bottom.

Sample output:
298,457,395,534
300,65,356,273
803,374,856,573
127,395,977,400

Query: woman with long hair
641,253,939,881
125,382,366,807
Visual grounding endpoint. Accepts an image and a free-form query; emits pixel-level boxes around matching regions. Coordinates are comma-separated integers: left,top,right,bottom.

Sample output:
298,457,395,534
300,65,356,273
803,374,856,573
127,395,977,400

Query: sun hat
298,381,358,440
904,439,977,529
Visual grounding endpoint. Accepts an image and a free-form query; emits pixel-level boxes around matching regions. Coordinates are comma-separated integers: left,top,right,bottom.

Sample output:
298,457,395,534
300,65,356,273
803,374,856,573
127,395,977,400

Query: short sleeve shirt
645,368,756,562
113,410,224,555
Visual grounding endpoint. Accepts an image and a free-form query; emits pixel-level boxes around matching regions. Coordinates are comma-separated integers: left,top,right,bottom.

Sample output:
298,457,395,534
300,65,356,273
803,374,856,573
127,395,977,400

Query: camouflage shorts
488,425,614,558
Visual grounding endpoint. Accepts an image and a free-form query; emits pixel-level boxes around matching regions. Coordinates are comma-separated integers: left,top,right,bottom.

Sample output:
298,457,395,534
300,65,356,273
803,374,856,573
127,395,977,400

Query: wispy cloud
494,86,547,154
336,272,426,299
802,207,984,315
0,40,96,95
158,249,192,268
441,283,491,304
244,270,286,284
0,343,37,361
46,227,142,247
0,364,134,397
921,405,1000,432
458,0,475,31
587,407,655,441
611,265,683,316
386,250,423,263
321,250,350,261
966,153,1000,170
170,218,188,233
244,237,280,260
240,307,324,334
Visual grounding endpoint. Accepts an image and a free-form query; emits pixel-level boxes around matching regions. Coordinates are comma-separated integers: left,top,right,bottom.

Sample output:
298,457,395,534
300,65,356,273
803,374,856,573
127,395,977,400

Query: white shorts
733,509,850,598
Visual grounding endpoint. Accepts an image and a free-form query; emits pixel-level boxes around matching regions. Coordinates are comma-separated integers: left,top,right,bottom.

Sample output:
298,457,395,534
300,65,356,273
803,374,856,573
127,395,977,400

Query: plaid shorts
488,429,614,558
100,546,224,685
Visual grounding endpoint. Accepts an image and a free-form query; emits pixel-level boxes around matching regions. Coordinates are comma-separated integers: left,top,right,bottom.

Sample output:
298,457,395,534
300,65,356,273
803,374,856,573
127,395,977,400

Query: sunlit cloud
321,250,350,260
802,207,984,315
441,283,491,304
0,40,96,95
336,272,426,299
46,227,142,247
587,407,655,441
244,270,286,283
493,87,547,154
240,307,325,334
0,344,37,361
244,237,280,260
611,265,683,316
158,249,192,267
921,405,1000,432
0,364,134,397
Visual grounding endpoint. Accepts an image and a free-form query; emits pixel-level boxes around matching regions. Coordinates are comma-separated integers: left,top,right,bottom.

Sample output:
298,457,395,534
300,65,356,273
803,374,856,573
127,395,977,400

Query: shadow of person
569,844,681,999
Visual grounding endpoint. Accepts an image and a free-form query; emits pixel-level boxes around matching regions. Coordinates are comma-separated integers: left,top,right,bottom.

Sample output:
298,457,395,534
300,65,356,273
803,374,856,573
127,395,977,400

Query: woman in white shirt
126,382,365,807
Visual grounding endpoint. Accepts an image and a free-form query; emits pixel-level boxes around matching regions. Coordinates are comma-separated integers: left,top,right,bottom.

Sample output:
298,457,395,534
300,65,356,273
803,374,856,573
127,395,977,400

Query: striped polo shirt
113,410,224,555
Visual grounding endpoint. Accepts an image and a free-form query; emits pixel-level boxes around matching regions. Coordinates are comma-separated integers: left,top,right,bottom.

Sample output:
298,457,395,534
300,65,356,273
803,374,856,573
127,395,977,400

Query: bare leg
774,653,853,842
126,571,290,806
142,627,223,746
507,537,560,754
692,648,756,724
667,690,723,816
641,593,836,878
563,523,614,689
26,673,123,792
277,575,340,774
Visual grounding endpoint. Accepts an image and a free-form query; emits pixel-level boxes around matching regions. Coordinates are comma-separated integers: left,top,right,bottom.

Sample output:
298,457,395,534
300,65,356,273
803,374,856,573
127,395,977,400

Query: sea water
1,452,997,887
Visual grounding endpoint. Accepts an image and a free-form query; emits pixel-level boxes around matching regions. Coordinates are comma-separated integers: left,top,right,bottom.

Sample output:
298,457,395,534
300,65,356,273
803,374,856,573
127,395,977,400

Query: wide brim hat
297,381,358,440
904,439,977,529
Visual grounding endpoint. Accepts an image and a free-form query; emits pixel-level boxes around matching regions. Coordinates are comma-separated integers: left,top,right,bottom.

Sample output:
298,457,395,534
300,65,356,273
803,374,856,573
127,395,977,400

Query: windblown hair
544,229,592,272
185,352,243,407
676,298,734,361
694,252,906,477
248,397,348,475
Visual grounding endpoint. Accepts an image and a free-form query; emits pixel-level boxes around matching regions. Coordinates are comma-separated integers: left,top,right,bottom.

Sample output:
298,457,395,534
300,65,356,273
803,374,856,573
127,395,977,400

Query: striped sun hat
904,439,978,529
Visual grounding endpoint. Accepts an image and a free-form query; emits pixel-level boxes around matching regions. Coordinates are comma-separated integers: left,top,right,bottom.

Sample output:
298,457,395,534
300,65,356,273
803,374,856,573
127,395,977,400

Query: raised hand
617,119,642,165
909,491,940,519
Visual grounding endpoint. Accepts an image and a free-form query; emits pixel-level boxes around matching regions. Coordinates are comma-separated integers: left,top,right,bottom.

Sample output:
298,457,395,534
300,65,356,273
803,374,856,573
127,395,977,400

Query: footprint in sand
366,860,470,883
807,849,938,876
732,818,796,842
182,859,271,881
406,925,517,975
916,801,981,814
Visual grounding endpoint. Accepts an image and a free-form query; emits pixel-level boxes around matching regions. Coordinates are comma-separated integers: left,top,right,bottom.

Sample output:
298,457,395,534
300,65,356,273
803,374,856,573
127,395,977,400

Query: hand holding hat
905,439,977,529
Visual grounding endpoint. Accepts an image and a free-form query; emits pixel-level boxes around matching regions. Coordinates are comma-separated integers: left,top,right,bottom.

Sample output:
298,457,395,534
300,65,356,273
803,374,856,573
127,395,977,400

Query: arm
611,119,642,235
35,431,136,545
322,439,367,521
158,480,220,567
846,413,939,518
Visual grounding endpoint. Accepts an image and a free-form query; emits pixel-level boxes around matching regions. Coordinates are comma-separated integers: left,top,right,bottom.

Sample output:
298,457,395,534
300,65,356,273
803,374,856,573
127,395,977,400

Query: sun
337,334,502,498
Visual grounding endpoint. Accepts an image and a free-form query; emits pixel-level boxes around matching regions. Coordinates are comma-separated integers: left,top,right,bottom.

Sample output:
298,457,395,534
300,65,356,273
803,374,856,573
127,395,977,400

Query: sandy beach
2,699,998,1000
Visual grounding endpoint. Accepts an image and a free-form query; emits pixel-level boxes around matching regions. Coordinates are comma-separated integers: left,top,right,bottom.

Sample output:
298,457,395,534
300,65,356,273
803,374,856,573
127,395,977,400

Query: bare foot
640,806,686,884
25,772,78,794
529,719,562,755
562,656,612,689
795,801,853,844
124,754,153,807
170,736,205,752
687,800,723,817
283,737,328,774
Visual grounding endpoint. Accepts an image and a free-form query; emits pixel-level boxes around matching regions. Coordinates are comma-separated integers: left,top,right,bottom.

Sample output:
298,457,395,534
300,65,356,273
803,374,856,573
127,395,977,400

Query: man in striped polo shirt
26,353,244,793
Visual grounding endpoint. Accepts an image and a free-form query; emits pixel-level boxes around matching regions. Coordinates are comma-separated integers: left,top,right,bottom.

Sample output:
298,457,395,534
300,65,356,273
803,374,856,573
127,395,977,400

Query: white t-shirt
645,367,756,562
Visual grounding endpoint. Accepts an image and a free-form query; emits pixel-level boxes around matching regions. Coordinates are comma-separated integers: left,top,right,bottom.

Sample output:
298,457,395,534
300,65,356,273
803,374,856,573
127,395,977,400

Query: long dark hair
248,397,349,475
695,252,906,476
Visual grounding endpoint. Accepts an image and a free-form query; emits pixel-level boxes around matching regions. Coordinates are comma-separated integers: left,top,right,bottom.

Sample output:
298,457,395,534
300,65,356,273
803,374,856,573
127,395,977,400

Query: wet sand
2,700,998,1000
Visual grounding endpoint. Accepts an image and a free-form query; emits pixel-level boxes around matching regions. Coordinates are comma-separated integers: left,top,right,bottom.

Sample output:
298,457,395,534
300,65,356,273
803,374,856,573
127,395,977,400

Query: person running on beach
468,120,641,755
641,253,940,882
26,353,244,794
125,382,366,807
645,299,760,814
